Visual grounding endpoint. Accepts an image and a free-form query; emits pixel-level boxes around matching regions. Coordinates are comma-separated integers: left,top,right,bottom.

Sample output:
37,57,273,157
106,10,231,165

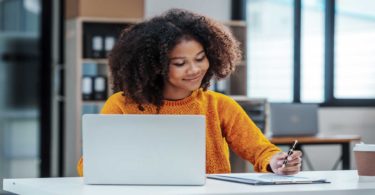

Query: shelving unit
221,20,247,96
64,17,140,176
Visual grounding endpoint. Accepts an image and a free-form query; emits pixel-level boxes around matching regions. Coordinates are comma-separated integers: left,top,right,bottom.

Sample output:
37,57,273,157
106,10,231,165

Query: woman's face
164,38,209,100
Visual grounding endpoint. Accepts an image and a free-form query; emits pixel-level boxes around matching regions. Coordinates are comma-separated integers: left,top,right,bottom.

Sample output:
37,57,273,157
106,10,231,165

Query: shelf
223,20,247,27
82,100,106,105
82,58,109,64
246,109,265,114
78,17,142,24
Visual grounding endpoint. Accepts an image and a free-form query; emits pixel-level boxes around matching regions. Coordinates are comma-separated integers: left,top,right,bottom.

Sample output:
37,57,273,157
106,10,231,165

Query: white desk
3,171,375,195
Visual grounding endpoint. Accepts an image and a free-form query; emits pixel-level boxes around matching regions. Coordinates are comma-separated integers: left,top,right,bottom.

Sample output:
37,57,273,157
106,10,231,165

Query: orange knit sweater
77,89,281,176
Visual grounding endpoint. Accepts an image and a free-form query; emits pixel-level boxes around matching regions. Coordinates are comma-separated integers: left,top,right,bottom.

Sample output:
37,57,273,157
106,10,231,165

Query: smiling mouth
184,75,202,81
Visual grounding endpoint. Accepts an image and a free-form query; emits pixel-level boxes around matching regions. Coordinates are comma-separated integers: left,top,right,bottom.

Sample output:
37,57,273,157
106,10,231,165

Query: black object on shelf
83,22,131,59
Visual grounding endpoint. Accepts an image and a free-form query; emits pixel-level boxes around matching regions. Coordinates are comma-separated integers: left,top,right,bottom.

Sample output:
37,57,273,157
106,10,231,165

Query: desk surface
268,134,361,144
3,171,375,195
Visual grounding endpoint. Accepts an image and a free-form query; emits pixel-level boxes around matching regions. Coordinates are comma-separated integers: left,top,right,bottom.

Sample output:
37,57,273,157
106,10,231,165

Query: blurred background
0,0,374,193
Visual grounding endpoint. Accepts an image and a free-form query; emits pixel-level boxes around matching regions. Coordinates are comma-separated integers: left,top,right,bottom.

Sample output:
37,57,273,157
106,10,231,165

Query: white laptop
269,103,319,137
82,114,206,185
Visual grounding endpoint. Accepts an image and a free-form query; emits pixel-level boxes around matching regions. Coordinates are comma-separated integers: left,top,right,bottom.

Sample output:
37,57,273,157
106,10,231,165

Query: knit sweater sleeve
76,92,125,176
217,95,281,172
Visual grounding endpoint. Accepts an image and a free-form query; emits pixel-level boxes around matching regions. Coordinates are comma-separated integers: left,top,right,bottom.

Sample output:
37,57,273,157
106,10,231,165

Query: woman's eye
196,56,206,62
173,62,185,67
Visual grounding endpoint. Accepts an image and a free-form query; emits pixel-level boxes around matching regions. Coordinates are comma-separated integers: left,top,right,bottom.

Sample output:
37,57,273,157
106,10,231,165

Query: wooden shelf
82,58,108,64
77,17,142,24
223,20,247,27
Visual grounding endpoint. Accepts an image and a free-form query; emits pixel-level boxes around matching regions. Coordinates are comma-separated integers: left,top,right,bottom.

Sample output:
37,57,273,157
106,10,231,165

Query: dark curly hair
109,8,242,112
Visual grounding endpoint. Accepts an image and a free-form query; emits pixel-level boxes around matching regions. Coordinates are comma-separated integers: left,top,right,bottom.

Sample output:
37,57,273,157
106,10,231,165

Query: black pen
282,140,298,168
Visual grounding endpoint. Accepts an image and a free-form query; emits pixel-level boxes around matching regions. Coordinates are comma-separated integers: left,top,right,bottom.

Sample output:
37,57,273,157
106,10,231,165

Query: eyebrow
170,50,205,60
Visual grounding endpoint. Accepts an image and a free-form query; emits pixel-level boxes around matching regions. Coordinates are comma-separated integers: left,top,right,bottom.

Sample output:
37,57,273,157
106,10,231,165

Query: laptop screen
82,114,206,185
269,103,319,137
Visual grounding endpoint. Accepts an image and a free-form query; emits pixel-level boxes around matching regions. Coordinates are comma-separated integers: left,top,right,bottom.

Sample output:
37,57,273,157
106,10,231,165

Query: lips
184,75,202,81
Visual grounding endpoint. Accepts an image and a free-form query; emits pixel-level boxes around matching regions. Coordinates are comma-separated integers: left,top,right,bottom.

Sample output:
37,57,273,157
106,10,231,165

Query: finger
285,157,302,165
276,151,302,168
280,170,300,175
280,163,301,172
280,161,301,169
279,156,301,168
277,159,287,166
278,169,300,176
275,152,288,160
284,162,301,169
274,166,300,175
286,152,302,162
282,166,301,174
290,150,302,158
280,161,297,169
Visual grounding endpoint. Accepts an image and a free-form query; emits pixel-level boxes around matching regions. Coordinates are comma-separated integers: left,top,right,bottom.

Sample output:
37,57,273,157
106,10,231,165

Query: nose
187,63,200,75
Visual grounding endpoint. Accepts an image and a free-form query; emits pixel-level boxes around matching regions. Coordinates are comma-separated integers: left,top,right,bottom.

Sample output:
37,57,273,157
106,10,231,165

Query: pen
282,140,298,168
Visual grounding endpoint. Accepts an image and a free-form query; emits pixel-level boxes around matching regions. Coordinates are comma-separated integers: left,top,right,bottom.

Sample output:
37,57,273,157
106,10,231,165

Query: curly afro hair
109,8,242,112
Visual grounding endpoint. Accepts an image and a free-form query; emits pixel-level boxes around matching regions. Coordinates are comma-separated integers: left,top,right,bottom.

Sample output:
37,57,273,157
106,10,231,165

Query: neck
163,89,193,101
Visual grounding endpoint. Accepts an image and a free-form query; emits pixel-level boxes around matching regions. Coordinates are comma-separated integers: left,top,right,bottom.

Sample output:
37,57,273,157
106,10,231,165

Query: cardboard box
66,0,144,19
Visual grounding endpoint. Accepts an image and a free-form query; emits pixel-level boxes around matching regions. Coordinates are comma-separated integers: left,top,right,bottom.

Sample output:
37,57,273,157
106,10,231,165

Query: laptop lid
269,103,318,137
82,114,206,185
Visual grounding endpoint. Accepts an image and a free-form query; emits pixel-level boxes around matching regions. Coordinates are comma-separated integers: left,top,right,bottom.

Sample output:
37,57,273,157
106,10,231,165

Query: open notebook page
208,173,329,185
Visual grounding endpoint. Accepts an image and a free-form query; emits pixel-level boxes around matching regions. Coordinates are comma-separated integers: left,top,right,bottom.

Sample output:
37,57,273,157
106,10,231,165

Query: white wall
301,108,375,170
319,108,375,144
145,0,231,21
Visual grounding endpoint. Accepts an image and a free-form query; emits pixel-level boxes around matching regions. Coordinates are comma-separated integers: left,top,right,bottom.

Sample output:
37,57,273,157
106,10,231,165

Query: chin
189,83,202,91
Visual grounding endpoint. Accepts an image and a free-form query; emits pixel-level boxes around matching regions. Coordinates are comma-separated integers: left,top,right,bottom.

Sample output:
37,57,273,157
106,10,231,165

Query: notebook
269,103,319,137
82,114,206,185
208,173,329,185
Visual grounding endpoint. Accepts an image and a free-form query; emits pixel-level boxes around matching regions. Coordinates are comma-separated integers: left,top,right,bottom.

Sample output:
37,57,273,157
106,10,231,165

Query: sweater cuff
261,157,272,172
261,151,280,172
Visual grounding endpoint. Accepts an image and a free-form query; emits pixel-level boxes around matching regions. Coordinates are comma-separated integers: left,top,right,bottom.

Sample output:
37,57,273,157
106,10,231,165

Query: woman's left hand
269,150,302,175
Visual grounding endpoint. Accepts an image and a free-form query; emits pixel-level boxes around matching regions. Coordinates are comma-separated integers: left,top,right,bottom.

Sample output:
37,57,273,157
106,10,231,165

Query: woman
77,8,302,176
